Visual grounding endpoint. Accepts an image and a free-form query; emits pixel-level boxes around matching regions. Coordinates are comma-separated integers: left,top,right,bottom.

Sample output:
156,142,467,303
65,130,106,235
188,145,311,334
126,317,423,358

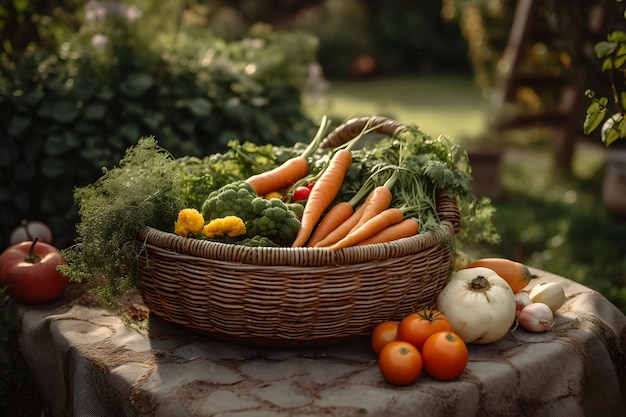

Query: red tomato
0,239,69,304
397,309,453,350
293,186,311,201
378,341,423,385
421,331,468,380
307,182,315,190
371,320,399,354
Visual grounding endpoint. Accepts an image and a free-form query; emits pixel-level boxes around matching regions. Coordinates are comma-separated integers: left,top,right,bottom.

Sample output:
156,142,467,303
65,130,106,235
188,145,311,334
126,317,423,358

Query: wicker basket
136,117,462,347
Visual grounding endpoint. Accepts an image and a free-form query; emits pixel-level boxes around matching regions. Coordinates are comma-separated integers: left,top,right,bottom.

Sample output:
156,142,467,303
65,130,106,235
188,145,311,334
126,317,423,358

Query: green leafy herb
336,123,499,246
59,137,187,309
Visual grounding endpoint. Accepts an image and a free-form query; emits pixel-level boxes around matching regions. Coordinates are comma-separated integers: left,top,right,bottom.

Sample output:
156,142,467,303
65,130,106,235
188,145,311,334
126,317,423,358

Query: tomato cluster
371,309,468,385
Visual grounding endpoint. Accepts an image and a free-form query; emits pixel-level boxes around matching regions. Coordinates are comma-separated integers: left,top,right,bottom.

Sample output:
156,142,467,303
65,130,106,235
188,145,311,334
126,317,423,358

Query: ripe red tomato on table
397,309,453,350
0,239,69,304
371,320,399,354
421,331,468,380
378,340,423,385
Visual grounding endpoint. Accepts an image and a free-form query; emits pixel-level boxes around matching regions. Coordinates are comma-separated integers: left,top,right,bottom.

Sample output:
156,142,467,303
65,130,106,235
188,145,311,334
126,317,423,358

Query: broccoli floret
236,235,280,247
201,181,257,222
201,182,301,246
247,197,301,246
286,202,305,220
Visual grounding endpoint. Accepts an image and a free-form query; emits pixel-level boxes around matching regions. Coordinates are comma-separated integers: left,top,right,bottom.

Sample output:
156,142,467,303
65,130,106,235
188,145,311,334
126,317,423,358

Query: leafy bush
0,0,319,250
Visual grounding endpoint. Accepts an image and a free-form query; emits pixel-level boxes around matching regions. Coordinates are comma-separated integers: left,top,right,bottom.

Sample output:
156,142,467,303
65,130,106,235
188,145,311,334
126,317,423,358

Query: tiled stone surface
19,270,626,417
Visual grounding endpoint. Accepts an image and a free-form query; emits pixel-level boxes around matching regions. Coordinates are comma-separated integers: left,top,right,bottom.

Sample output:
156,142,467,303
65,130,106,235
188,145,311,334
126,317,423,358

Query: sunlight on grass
305,74,491,140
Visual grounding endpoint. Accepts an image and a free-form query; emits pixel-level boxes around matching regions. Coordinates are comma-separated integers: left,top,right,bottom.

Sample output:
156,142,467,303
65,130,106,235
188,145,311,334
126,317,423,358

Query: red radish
518,303,554,333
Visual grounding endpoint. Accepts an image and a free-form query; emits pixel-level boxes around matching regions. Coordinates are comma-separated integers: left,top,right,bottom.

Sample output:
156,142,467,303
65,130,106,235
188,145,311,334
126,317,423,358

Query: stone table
18,269,626,417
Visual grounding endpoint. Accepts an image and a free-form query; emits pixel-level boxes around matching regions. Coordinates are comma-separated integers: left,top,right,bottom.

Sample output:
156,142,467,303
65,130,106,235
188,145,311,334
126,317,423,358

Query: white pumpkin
436,267,516,344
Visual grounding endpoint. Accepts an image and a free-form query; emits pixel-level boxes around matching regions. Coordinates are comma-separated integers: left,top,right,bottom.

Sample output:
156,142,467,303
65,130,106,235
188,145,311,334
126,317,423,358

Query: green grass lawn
306,74,626,314
305,74,491,141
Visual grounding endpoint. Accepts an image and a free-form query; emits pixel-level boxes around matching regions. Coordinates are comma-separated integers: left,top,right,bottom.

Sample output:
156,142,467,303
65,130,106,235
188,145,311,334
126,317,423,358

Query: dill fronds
59,137,187,309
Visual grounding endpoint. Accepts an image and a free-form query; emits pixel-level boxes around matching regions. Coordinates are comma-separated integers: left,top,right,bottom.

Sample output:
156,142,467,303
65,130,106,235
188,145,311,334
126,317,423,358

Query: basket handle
319,116,406,149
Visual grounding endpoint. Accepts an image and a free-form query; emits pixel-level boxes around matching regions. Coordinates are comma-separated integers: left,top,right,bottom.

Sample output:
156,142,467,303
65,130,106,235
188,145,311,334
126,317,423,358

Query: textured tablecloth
18,269,626,417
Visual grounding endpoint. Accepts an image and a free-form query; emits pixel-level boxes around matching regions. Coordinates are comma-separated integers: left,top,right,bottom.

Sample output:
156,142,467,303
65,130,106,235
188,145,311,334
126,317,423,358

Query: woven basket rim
137,195,461,267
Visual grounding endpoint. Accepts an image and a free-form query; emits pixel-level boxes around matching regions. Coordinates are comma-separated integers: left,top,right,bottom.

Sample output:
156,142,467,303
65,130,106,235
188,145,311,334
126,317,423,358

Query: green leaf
119,72,153,97
50,100,81,123
123,100,144,117
175,98,213,117
74,121,97,134
97,87,116,101
41,158,67,178
583,101,607,134
614,45,626,69
84,102,108,120
120,123,140,141
602,57,615,71
607,30,626,44
71,80,98,102
142,112,164,130
604,127,620,146
7,115,31,136
44,134,71,156
15,90,43,110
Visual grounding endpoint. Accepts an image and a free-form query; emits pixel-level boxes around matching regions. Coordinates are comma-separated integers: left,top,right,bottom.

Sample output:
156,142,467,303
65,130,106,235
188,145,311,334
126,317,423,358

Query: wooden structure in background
492,0,612,175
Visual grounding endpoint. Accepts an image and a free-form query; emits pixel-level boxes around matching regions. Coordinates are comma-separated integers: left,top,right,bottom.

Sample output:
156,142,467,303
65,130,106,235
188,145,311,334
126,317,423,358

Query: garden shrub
0,0,320,250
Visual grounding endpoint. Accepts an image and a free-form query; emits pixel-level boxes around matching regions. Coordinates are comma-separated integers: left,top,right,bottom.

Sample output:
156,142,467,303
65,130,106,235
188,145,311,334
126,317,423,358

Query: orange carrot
246,116,330,196
313,191,374,247
347,169,398,234
291,149,353,247
246,157,310,197
306,202,353,247
349,186,392,232
464,258,535,293
356,218,419,246
306,181,374,247
329,207,405,250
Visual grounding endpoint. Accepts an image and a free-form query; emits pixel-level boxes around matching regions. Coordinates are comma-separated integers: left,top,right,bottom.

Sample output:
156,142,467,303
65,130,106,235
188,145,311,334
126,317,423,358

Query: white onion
518,303,554,333
514,292,532,317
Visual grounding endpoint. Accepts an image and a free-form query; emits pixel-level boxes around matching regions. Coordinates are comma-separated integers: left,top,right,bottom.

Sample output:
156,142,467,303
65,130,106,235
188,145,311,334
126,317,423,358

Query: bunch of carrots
244,117,432,250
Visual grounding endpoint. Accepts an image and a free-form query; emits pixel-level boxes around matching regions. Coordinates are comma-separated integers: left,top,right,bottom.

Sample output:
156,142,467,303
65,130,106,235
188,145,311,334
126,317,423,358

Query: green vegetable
201,181,258,222
236,235,280,247
177,140,293,210
59,137,187,311
286,202,305,220
336,123,499,247
200,182,301,246
248,197,301,246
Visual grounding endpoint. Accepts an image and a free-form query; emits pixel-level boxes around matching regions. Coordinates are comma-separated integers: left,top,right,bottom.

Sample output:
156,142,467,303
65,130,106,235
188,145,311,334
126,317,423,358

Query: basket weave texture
137,117,462,347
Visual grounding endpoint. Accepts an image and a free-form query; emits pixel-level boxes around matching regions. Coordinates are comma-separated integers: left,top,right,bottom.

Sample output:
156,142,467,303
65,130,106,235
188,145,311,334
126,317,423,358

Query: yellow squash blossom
174,208,205,237
203,216,247,238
